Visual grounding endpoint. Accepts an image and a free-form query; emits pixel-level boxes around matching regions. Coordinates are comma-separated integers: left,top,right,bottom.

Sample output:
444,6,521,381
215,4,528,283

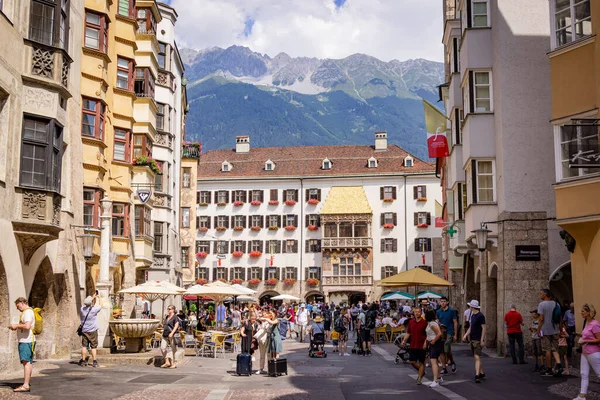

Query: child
331,329,339,353
529,310,545,372
558,321,569,375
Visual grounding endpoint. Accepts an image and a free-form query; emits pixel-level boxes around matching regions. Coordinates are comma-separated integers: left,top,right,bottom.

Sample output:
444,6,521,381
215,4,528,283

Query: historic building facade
547,0,598,327
193,134,443,304
0,0,84,371
438,0,570,352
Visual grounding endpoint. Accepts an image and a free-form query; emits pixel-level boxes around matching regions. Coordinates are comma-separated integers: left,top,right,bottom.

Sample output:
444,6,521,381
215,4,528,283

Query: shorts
332,340,339,346
470,340,482,356
558,346,567,357
409,349,427,364
429,341,444,359
324,321,331,331
360,328,371,343
82,330,99,349
18,342,34,363
289,322,295,331
532,339,542,357
541,334,559,353
443,335,453,354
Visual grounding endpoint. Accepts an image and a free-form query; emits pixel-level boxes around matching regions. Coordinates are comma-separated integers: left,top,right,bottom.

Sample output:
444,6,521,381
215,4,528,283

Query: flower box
231,251,244,257
307,225,319,231
233,226,244,231
217,202,227,206
231,278,243,285
250,200,262,206
132,155,161,174
249,251,262,258
248,278,261,286
417,224,429,228
196,278,208,285
216,226,227,231
307,199,320,205
265,278,279,286
283,278,296,286
198,227,208,232
233,201,244,207
198,202,208,207
251,226,261,232
284,200,297,206
196,251,208,259
306,278,320,286
383,223,395,229
417,197,428,202
268,226,279,231
285,225,297,231
268,200,280,206
383,198,395,203
215,278,227,283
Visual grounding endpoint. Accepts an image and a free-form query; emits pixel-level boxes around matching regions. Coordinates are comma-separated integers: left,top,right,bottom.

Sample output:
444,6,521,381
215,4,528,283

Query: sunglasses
583,304,591,312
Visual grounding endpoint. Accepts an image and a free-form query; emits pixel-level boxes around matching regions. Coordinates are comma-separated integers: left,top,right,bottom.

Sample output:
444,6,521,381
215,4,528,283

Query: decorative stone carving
155,132,167,146
31,47,54,78
52,195,61,226
22,191,46,220
157,72,168,86
153,193,171,208
152,255,169,269
61,61,69,87
12,221,62,263
24,87,54,112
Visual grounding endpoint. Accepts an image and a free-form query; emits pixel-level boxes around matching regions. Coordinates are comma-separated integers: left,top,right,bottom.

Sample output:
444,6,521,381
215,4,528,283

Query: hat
83,296,93,306
314,316,324,323
300,303,306,308
467,300,481,309
510,304,517,309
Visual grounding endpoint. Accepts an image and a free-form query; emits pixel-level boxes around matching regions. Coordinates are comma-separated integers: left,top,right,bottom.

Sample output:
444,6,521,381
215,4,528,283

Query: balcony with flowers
268,200,280,206
251,226,262,232
265,278,279,286
231,251,244,258
307,225,319,231
249,251,262,258
196,251,208,259
251,200,262,206
182,141,202,159
231,278,243,285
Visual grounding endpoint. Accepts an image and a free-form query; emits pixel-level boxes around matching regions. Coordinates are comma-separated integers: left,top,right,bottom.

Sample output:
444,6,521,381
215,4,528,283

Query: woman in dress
240,313,257,354
264,310,283,360
254,310,271,375
424,309,444,388
573,304,600,400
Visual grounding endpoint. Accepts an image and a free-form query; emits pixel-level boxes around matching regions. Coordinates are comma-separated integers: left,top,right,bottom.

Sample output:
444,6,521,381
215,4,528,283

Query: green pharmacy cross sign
446,226,458,238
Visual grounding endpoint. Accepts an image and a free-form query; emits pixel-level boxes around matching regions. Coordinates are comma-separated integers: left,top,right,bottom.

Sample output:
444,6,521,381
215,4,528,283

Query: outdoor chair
385,324,393,343
183,334,199,355
375,326,389,343
204,332,226,358
224,332,240,353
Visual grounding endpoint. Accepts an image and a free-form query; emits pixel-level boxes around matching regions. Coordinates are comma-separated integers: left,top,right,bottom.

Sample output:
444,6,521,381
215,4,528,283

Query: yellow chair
208,333,226,358
375,326,389,343
391,326,405,343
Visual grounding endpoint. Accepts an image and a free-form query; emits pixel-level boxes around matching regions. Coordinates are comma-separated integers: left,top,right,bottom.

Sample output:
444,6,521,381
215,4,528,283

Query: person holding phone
78,293,102,367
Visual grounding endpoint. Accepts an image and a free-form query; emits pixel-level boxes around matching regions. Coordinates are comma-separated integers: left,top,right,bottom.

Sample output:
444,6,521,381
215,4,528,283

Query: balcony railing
322,237,372,249
182,144,201,159
322,276,373,286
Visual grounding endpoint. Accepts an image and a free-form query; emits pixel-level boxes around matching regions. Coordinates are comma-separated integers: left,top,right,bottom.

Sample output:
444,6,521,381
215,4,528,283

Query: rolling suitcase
267,358,287,377
236,353,252,376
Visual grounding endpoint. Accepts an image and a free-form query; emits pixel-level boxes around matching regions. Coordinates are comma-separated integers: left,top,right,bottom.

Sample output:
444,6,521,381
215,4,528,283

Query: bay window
154,160,164,191
153,222,163,252
156,103,165,131
134,67,154,98
20,116,63,192
112,202,129,236
29,0,70,49
468,159,495,203
116,57,134,91
132,134,152,158
464,71,492,113
81,98,105,140
332,257,361,276
84,12,108,53
136,8,155,34
83,188,101,228
134,206,151,237
553,0,591,48
113,128,130,162
557,121,600,180
158,42,167,69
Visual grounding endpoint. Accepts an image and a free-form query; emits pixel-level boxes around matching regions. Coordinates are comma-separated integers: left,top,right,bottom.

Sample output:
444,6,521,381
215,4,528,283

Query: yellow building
548,0,599,322
81,0,161,305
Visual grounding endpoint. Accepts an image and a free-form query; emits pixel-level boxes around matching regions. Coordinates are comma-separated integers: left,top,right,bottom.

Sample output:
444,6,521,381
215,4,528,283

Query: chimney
375,131,387,151
236,136,250,153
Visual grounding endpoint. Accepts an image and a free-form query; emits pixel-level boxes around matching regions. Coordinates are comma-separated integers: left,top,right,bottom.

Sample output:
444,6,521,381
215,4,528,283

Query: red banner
435,217,445,228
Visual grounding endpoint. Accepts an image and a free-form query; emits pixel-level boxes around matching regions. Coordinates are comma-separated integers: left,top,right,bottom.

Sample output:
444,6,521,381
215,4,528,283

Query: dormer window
265,159,275,171
404,156,413,168
368,156,377,168
322,158,332,170
222,161,232,172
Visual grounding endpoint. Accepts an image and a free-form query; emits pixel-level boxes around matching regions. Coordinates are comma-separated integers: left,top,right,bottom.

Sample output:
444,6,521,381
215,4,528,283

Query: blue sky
169,0,443,62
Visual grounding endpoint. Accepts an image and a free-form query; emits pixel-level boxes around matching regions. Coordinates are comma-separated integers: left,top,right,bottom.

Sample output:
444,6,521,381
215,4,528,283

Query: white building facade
194,134,442,304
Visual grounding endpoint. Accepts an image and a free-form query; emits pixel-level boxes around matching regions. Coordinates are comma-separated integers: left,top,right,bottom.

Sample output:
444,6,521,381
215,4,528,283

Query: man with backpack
537,289,564,376
9,297,37,393
334,307,350,356
323,305,332,342
359,304,376,356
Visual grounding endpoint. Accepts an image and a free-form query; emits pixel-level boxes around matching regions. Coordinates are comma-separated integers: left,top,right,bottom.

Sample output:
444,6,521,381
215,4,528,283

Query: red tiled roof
197,144,435,179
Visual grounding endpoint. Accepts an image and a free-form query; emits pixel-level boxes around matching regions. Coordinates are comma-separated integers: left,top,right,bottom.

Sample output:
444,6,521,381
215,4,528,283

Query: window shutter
293,268,297,280
196,216,200,227
317,189,321,201
207,217,211,229
294,189,299,200
226,191,230,203
293,240,298,253
305,267,309,280
264,267,269,280
305,240,309,253
240,241,245,253
225,242,230,254
381,266,385,279
393,266,398,275
455,109,461,145
414,213,418,226
243,190,247,203
270,189,277,201
196,192,201,203
380,238,385,251
294,215,298,227
305,189,309,201
393,239,398,252
241,268,246,281
317,215,321,227
207,191,211,204
276,268,281,281
214,192,218,203
471,159,478,204
317,240,321,252
413,186,418,199
380,187,384,200
260,241,264,253
380,213,384,227
213,216,218,227
230,216,234,228
260,190,264,202
423,186,427,198
392,186,397,199
466,0,472,28
317,268,321,280
305,215,309,227
277,215,281,228
426,213,431,226
468,71,474,113
260,215,265,228
213,241,218,253
426,238,432,252
453,38,459,73
458,183,464,219
393,213,397,226
276,240,281,253
282,240,286,254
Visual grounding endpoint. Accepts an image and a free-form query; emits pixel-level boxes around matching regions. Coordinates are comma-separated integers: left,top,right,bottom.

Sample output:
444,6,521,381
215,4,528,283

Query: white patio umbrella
418,291,443,299
185,283,248,303
270,294,300,301
119,280,185,318
225,295,257,303
231,284,257,295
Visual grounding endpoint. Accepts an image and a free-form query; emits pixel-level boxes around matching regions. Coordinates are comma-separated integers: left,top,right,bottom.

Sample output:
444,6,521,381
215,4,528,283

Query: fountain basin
109,319,160,353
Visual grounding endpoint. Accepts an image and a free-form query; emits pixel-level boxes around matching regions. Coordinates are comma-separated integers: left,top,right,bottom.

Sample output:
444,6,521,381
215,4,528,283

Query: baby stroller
393,334,409,364
351,332,365,355
309,332,327,358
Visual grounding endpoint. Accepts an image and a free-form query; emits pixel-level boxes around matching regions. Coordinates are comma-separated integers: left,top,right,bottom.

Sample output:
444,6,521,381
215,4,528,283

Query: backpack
324,310,331,322
21,308,43,336
365,310,377,330
552,301,561,325
334,316,346,333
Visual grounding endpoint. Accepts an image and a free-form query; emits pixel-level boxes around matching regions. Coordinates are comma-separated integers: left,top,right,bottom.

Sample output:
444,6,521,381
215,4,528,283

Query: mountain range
181,46,444,159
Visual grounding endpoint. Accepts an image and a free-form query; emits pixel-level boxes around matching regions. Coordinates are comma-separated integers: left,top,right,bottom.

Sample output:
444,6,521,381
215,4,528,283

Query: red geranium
232,251,244,257
284,200,296,206
233,201,244,207
196,278,208,285
265,278,279,286
196,251,208,258
268,200,280,205
306,278,320,286
307,225,319,231
250,200,262,206
383,224,395,229
285,226,296,231
307,199,320,205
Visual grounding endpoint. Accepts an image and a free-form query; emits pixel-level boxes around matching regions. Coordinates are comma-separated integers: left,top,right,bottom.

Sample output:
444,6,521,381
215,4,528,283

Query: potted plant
417,223,429,228
233,226,244,231
250,200,262,206
196,251,208,258
268,200,280,205
285,225,296,231
306,278,320,287
265,278,279,286
216,226,227,232
215,278,227,283
249,251,262,258
307,199,320,205
199,202,208,207
307,225,319,231
112,304,122,318
132,155,161,174
233,201,244,207
217,202,227,206
231,278,243,285
198,227,208,232
383,198,395,203
196,278,208,285
283,278,296,286
248,278,261,286
231,251,244,257
251,226,261,232
417,197,427,202
268,226,279,231
383,223,395,229
189,303,197,313
284,200,297,206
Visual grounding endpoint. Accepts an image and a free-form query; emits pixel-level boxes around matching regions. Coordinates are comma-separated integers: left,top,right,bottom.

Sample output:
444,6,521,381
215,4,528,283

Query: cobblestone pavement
0,332,598,400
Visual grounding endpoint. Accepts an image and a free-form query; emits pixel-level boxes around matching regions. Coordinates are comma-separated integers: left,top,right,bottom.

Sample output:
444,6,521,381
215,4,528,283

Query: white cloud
170,0,444,62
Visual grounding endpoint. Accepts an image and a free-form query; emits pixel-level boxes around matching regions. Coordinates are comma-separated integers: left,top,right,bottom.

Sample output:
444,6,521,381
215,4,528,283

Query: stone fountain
109,319,160,353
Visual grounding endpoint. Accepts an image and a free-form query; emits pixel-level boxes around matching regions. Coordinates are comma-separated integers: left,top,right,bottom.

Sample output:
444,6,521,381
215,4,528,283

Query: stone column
97,196,113,348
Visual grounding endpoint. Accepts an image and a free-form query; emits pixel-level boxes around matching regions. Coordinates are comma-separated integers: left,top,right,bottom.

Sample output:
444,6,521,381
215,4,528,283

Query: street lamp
472,224,492,252
80,230,96,259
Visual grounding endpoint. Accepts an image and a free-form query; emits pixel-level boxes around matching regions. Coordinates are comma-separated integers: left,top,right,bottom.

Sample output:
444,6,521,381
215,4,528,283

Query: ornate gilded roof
320,186,372,215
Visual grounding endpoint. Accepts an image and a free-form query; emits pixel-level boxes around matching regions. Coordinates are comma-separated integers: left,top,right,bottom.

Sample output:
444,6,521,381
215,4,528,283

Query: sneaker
451,363,457,373
541,371,554,377
554,367,564,377
255,370,262,375
429,381,440,388
92,360,98,368
475,375,481,383
440,368,448,375
344,353,351,357
437,377,444,383
78,359,87,367
416,378,422,385
479,373,486,380
367,351,372,356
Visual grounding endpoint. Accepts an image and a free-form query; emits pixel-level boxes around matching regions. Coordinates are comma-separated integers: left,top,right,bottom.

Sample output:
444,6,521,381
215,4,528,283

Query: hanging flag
270,242,274,266
423,99,450,158
422,253,426,265
218,258,221,267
